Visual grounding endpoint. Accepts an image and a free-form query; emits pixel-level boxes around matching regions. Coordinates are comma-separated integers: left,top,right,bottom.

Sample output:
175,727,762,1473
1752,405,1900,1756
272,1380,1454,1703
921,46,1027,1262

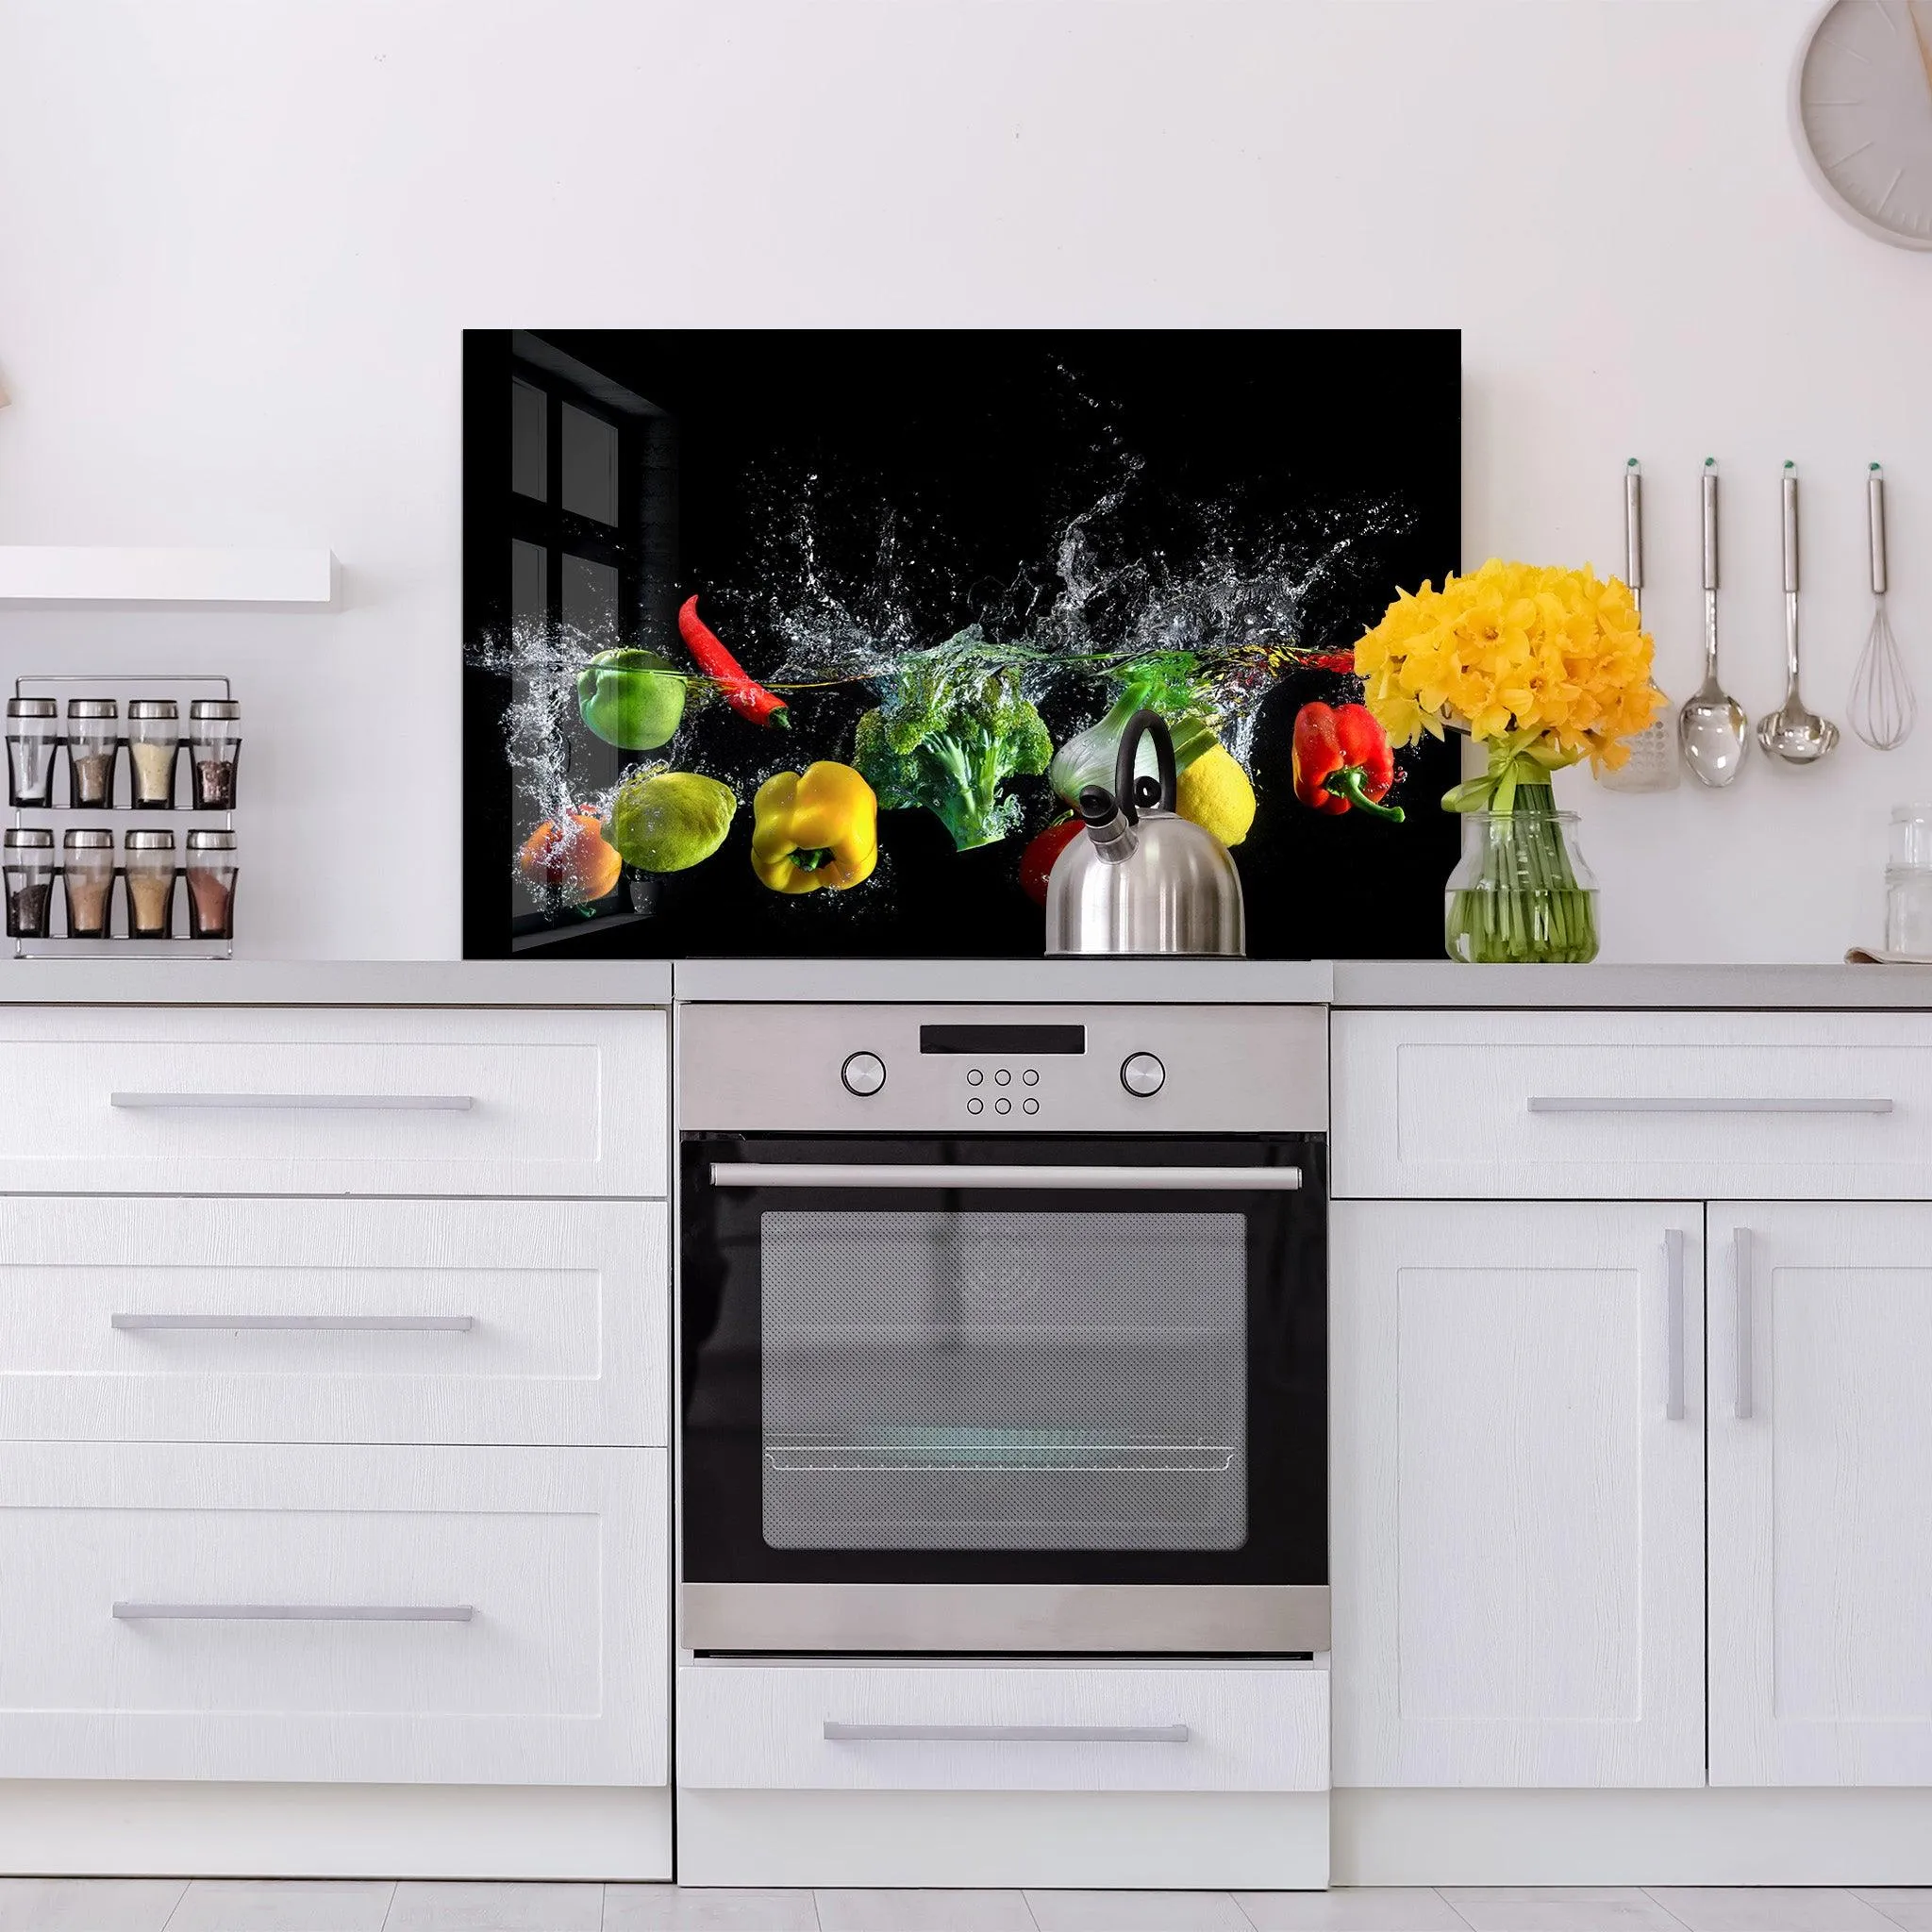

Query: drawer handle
714,1163,1300,1192
823,1722,1190,1744
1663,1227,1687,1423
111,1314,475,1332
1527,1096,1893,1114
110,1092,475,1111
114,1602,474,1622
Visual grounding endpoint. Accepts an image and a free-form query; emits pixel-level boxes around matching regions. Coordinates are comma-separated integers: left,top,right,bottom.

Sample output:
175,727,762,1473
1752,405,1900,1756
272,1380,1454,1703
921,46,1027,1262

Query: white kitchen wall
0,0,1924,962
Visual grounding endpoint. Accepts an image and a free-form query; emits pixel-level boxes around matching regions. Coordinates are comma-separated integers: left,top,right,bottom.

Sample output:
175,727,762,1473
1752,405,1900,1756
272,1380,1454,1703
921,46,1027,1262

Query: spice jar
185,828,238,940
3,828,56,939
6,698,60,808
123,829,177,939
61,828,117,939
127,699,181,808
66,698,120,808
189,698,241,810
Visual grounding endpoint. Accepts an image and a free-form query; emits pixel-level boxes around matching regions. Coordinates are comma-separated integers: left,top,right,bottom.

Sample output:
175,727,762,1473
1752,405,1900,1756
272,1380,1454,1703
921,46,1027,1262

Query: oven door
679,1134,1325,1654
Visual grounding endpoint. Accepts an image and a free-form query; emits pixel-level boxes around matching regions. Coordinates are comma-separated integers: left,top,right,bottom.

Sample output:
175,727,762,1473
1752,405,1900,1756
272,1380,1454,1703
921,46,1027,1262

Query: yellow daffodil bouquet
1353,558,1662,963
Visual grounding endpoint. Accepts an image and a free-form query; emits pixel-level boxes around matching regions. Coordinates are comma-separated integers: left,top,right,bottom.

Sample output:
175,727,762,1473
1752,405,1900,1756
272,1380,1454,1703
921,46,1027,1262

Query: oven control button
994,1069,1011,1087
966,1096,983,1115
994,1097,1012,1114
841,1052,887,1096
966,1068,983,1087
1023,1097,1040,1115
1022,1069,1039,1086
1120,1052,1166,1097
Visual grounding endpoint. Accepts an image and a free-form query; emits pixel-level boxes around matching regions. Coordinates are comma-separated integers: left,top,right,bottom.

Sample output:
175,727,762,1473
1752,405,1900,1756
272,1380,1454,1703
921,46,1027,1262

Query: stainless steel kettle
1044,708,1246,957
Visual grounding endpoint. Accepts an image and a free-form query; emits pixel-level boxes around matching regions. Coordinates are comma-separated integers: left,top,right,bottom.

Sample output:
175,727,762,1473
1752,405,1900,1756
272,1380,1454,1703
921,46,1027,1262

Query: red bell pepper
1291,702,1406,822
1019,817,1084,907
677,595,791,730
1307,650,1357,674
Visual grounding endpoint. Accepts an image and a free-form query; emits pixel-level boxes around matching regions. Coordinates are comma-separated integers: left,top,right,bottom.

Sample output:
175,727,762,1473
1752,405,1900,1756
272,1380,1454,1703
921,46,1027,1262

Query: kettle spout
1076,785,1140,866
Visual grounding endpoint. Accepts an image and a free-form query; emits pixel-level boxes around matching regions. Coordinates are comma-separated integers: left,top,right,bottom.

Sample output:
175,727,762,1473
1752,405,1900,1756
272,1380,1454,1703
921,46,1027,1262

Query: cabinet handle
113,1602,474,1622
1527,1096,1892,1115
1733,1224,1755,1421
110,1092,474,1111
1663,1227,1686,1422
111,1314,475,1332
823,1722,1189,1744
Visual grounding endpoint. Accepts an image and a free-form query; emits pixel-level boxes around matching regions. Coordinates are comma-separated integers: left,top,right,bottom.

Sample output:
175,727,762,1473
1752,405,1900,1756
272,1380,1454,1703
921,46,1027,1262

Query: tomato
1019,818,1084,908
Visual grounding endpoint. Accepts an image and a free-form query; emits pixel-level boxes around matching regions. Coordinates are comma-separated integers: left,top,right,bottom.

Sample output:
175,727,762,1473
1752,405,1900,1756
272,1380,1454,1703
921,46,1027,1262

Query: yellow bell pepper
751,761,878,893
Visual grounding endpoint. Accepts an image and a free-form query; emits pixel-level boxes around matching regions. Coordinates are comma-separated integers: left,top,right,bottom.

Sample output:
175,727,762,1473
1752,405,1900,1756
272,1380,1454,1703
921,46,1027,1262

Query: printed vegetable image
608,770,739,873
852,627,1054,851
751,761,878,894
1175,744,1257,847
519,810,624,904
1291,702,1405,822
575,649,687,751
677,595,791,730
1019,817,1084,907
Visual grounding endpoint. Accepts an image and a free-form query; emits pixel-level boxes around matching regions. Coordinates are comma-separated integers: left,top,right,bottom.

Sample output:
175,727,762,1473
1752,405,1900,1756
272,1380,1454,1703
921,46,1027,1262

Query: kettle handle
1113,710,1177,824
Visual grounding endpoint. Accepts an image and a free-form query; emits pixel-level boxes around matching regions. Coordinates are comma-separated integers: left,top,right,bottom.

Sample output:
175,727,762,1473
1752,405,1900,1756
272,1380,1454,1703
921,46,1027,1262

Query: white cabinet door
1332,1200,1706,1788
1709,1203,1932,1786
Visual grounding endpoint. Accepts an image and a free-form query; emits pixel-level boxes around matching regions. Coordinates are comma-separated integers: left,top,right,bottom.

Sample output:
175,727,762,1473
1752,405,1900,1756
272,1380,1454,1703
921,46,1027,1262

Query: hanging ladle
1755,460,1839,767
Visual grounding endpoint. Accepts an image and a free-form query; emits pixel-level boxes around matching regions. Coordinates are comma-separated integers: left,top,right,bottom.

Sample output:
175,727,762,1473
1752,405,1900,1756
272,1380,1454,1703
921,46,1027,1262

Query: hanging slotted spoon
1848,462,1916,751
1678,458,1749,787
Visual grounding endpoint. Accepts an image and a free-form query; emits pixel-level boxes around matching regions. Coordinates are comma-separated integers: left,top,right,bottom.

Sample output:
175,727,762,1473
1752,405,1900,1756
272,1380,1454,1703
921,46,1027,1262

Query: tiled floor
0,1884,1925,1932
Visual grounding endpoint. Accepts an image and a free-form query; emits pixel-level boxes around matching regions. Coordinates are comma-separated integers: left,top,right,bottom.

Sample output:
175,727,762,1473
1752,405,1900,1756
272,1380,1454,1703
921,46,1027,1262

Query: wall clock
1791,0,1932,248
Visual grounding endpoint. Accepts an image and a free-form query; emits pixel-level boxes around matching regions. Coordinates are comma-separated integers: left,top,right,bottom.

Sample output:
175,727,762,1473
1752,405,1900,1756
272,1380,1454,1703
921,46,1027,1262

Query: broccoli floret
853,629,1054,851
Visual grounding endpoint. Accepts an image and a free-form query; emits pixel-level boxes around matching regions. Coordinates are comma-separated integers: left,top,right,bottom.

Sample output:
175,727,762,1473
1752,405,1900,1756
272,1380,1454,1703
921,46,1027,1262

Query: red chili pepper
1291,702,1405,822
1307,650,1357,674
677,594,791,730
1019,817,1084,907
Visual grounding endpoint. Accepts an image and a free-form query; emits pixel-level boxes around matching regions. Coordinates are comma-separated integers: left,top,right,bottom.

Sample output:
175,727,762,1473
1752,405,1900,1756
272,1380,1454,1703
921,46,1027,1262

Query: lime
608,772,737,873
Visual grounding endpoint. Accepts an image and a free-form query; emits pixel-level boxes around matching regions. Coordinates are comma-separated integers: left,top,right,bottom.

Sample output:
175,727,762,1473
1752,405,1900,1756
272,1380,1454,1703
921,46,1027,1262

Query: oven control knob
1120,1052,1166,1097
841,1052,887,1097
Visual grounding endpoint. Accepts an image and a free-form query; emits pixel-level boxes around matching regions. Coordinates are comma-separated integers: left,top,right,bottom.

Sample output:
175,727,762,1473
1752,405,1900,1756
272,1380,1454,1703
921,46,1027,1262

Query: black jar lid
7,698,58,719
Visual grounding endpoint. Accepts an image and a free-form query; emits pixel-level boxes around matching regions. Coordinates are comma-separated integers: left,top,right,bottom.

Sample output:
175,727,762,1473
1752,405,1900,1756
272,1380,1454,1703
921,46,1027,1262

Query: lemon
1174,744,1256,848
609,772,738,873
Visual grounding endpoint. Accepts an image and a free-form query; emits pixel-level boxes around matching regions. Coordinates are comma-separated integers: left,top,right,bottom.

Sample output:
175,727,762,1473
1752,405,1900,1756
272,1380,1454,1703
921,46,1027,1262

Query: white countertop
0,955,1926,1008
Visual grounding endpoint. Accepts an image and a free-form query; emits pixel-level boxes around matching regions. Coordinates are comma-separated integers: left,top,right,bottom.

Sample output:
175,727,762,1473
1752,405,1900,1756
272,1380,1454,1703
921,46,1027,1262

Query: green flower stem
1444,781,1599,964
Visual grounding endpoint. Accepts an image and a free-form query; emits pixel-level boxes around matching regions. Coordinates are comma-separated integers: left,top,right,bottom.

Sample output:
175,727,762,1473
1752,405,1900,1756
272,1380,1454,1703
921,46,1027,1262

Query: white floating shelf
0,547,339,611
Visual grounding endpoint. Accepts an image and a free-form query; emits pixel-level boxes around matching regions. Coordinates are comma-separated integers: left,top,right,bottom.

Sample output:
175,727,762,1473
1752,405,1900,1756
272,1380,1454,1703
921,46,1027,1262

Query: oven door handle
824,1721,1190,1744
708,1162,1302,1192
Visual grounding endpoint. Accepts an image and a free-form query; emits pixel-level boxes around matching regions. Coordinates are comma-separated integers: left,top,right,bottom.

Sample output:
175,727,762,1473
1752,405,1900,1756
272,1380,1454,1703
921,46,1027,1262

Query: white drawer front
1336,1010,1932,1200
0,1444,666,1786
0,1197,665,1446
676,1660,1326,1792
0,1008,664,1196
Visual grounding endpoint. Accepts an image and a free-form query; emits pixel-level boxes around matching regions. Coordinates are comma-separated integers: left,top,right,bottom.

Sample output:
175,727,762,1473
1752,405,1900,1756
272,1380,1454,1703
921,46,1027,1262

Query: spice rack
5,674,239,959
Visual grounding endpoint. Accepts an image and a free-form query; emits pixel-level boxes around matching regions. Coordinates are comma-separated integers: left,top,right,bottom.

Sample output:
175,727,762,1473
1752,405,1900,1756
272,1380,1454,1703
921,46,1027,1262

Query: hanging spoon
1678,458,1749,786
1755,460,1839,766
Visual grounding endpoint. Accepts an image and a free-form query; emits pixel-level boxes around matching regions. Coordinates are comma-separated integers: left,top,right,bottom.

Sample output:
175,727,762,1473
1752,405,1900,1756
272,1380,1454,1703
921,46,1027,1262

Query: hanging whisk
1849,462,1916,751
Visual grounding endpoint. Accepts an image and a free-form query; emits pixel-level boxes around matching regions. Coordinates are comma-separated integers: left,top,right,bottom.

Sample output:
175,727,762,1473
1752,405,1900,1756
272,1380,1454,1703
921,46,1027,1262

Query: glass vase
1444,794,1599,963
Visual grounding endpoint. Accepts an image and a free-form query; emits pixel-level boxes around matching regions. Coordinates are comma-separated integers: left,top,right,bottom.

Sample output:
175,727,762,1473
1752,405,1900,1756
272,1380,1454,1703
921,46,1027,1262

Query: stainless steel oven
677,1001,1328,1655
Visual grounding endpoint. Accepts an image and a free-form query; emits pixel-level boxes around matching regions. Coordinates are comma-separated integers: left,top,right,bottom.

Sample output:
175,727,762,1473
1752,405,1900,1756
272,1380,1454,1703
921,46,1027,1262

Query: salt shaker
123,828,177,939
189,699,241,809
6,698,60,808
